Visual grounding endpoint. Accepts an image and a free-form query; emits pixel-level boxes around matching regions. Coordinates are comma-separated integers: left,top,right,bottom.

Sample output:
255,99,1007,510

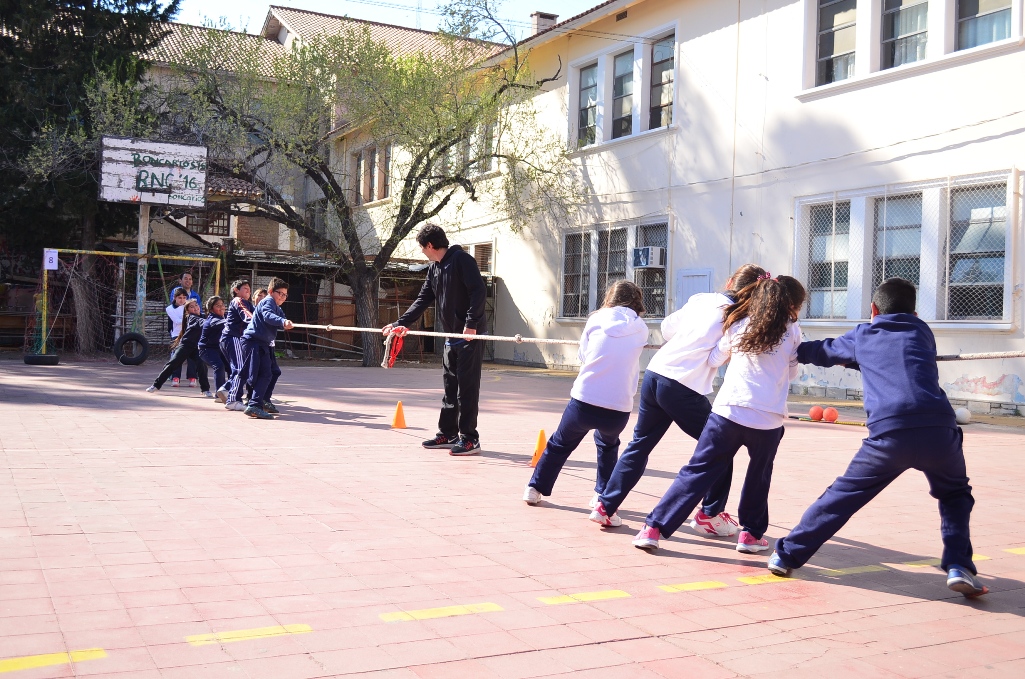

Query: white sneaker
145,385,157,393
523,486,543,505
588,502,623,528
215,387,229,404
202,391,214,398
690,511,740,537
225,401,246,411
588,492,600,509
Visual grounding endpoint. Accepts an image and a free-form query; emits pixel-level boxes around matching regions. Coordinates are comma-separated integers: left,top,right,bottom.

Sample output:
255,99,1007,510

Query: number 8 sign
43,249,58,270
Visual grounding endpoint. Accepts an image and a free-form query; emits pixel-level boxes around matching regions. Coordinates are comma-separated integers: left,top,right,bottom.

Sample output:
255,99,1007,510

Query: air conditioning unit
633,246,666,269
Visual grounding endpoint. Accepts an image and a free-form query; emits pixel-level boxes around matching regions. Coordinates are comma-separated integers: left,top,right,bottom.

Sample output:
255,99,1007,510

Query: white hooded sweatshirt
645,292,733,395
570,306,650,413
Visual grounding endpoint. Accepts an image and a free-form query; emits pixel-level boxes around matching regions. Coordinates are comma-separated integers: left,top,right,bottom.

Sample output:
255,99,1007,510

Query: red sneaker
171,378,180,387
188,378,197,388
588,501,622,527
633,525,660,551
690,511,739,537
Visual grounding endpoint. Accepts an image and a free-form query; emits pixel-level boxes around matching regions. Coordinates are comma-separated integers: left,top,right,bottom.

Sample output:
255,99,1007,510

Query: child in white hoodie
632,275,806,553
523,281,649,515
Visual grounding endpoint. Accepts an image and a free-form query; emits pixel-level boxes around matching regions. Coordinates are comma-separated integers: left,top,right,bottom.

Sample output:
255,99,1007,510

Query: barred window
186,212,230,236
597,228,628,306
562,233,590,318
635,223,668,317
874,193,922,288
650,35,674,130
807,202,850,319
946,183,1006,319
611,51,634,140
817,0,857,86
958,0,1012,50
354,145,390,204
882,0,929,70
578,64,598,148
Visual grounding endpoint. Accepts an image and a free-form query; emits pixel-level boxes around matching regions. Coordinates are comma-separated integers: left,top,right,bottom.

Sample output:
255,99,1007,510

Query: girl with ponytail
633,274,806,554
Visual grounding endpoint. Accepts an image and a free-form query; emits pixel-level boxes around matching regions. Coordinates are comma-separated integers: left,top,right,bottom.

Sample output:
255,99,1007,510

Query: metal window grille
874,192,923,289
578,64,598,148
817,0,857,86
596,228,628,306
882,0,929,70
806,201,850,319
650,35,674,129
472,243,493,273
957,0,1012,50
562,233,590,317
635,223,668,317
611,51,634,140
185,212,230,236
944,182,1007,319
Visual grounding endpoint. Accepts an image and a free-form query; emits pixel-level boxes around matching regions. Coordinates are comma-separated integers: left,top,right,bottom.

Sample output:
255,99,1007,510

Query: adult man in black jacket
383,224,487,455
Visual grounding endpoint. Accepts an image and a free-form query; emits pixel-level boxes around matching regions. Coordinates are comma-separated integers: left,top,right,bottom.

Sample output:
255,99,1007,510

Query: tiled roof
264,6,448,57
207,176,264,198
147,22,285,72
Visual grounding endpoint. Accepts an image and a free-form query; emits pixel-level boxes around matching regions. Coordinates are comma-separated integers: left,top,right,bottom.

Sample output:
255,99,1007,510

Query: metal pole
214,256,221,299
41,268,48,354
134,204,150,334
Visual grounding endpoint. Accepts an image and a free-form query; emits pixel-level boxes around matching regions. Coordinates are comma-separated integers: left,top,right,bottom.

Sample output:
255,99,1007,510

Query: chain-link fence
795,171,1016,322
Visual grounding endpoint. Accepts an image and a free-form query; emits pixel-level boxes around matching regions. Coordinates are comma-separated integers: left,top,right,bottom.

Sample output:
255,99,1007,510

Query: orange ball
823,407,839,423
809,406,824,421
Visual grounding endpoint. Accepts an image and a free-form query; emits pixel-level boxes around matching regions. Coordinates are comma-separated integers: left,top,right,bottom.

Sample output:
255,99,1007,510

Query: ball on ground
955,407,972,425
809,405,824,421
823,407,839,423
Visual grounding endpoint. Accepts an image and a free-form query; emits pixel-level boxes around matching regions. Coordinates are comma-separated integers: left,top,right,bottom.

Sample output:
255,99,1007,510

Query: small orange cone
529,429,546,467
392,401,406,429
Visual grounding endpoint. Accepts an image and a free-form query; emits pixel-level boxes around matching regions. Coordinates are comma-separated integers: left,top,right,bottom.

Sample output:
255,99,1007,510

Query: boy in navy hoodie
767,278,985,597
198,296,229,400
241,277,293,420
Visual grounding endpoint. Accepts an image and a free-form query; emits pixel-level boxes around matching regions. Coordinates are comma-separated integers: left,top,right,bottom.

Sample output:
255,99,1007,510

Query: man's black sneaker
423,434,458,449
245,405,274,420
449,437,481,456
262,401,279,414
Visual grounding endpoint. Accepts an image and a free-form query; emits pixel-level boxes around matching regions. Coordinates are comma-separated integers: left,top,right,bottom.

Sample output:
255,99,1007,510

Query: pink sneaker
633,525,660,551
690,511,739,537
588,501,622,527
188,378,198,388
171,378,180,387
736,530,769,553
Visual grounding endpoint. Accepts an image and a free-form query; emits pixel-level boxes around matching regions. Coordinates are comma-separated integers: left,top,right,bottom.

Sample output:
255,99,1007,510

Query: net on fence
24,251,220,359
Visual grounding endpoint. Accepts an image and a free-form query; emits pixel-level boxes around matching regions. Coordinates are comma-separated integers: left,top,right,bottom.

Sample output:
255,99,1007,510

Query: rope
289,323,1025,363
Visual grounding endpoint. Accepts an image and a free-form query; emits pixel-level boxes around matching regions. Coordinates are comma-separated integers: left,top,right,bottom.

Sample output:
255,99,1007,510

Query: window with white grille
817,0,857,85
650,35,675,129
611,51,634,140
958,0,1012,50
561,222,669,319
881,0,929,70
795,173,1016,323
578,64,598,148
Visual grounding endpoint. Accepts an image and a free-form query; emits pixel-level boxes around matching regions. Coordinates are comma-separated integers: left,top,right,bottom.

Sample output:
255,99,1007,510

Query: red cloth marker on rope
381,330,405,369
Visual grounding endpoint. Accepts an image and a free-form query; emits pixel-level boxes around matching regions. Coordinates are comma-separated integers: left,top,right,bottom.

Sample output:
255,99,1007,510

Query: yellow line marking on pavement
538,589,630,605
737,574,795,585
902,555,990,568
658,581,729,593
816,565,889,576
379,602,503,622
186,624,312,646
1006,547,1025,555
0,649,106,674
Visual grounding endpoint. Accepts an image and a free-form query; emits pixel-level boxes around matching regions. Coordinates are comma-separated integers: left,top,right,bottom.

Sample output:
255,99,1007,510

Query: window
874,193,922,288
562,233,590,317
649,35,675,129
958,0,1012,50
597,228,628,305
578,64,598,148
354,146,390,204
186,212,230,236
471,242,493,273
882,0,929,69
807,202,850,319
611,51,634,139
946,183,1007,319
635,223,668,317
817,0,857,85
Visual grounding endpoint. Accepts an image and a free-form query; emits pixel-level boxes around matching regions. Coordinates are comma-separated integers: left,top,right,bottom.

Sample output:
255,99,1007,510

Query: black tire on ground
24,354,60,366
114,332,149,366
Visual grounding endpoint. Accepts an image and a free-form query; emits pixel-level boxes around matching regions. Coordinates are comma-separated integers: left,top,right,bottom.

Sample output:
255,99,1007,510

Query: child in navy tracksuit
241,278,293,419
632,275,806,554
148,298,211,394
221,279,255,411
198,296,228,398
524,281,649,515
769,278,986,597
590,264,766,534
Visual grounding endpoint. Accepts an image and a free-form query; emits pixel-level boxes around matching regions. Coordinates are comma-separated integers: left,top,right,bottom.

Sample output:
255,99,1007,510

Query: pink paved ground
2,361,1025,679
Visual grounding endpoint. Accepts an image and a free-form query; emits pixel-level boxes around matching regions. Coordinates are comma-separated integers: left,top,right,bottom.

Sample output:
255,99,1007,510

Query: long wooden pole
133,205,150,334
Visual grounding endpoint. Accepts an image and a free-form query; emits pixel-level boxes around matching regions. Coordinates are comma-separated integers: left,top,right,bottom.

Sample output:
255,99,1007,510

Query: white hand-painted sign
99,136,207,207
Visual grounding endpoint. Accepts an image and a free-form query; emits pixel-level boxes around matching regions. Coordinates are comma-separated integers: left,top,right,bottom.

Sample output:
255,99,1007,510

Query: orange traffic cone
392,401,406,429
529,429,546,467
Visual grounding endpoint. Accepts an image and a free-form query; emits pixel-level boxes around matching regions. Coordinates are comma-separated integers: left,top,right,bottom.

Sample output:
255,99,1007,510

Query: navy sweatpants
267,350,281,401
529,398,631,496
646,413,784,539
223,337,249,403
775,426,976,574
247,342,281,406
199,347,227,392
598,372,731,516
